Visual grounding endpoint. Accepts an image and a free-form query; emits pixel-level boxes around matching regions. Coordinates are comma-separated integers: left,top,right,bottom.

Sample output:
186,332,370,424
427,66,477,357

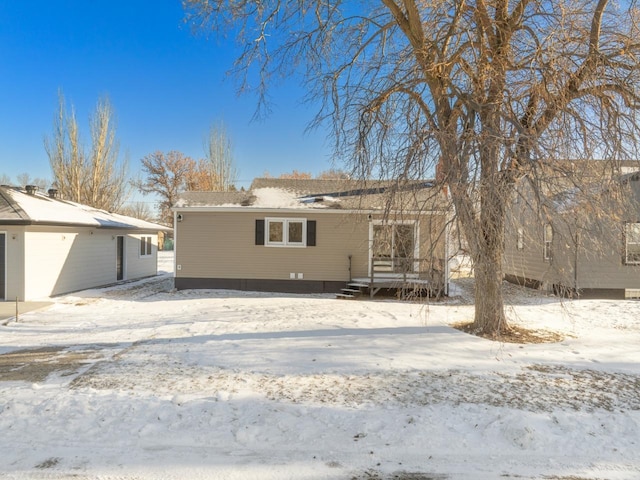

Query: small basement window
140,236,152,257
517,227,524,250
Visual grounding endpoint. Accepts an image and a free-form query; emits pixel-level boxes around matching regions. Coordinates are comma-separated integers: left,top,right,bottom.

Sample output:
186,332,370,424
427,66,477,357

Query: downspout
444,213,450,296
443,188,453,297
574,230,580,296
173,210,179,279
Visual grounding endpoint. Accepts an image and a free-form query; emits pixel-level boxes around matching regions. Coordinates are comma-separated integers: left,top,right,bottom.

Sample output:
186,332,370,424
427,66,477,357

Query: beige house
504,169,640,299
0,185,170,301
173,178,451,297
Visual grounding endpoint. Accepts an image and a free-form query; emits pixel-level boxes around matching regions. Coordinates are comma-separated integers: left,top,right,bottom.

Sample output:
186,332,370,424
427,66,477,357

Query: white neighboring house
0,185,171,301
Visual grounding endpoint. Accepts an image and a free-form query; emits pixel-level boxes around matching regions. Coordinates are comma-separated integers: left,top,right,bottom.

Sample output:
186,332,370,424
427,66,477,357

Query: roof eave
0,219,171,231
172,206,450,214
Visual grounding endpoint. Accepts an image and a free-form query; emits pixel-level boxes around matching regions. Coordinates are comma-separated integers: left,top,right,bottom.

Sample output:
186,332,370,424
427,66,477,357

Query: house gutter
171,207,450,216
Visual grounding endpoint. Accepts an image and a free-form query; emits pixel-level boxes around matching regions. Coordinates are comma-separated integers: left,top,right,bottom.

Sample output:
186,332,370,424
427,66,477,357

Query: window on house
140,236,152,257
517,227,524,250
625,222,640,265
543,224,553,261
265,218,306,247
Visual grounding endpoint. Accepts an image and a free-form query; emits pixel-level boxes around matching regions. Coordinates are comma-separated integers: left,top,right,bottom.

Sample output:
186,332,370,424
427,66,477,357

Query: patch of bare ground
0,347,101,382
352,471,447,480
543,477,607,480
453,321,564,344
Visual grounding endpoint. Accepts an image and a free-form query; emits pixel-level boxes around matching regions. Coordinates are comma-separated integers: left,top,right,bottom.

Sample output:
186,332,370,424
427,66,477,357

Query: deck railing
369,256,445,290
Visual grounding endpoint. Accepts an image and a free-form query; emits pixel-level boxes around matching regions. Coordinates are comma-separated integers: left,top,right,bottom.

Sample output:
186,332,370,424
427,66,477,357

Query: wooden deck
338,276,443,299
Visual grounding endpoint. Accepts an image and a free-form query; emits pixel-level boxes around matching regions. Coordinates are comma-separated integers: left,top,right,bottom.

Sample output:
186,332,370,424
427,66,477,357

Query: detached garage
0,185,170,301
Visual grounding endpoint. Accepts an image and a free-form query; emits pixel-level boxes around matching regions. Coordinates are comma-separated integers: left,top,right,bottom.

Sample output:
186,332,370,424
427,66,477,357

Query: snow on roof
251,187,319,208
175,178,446,212
0,186,169,231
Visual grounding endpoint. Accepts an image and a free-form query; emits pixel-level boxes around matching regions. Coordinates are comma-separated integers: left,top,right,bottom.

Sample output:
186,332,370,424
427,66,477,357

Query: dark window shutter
255,219,265,245
307,220,316,246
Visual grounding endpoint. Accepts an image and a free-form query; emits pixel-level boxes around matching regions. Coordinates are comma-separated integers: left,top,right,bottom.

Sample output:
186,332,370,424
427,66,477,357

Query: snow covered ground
0,251,639,480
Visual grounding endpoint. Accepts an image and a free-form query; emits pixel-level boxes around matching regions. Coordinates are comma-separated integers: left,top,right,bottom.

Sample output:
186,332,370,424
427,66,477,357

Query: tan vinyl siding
175,210,448,283
176,211,368,282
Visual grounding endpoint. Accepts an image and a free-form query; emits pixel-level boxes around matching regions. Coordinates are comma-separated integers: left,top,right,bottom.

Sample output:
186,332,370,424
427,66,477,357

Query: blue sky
0,1,333,196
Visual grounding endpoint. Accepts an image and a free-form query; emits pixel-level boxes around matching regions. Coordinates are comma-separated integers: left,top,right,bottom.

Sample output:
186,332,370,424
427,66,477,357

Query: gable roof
0,185,170,231
175,178,449,212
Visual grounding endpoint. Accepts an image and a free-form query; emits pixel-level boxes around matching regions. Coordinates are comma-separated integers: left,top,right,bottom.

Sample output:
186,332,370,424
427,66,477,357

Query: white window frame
265,218,307,248
625,222,640,265
517,227,524,250
140,236,153,257
543,224,553,261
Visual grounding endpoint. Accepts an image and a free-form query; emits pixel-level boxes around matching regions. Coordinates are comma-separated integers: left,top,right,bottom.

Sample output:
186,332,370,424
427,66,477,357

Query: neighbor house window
543,224,553,261
140,236,152,257
625,222,640,265
517,227,524,250
266,218,306,247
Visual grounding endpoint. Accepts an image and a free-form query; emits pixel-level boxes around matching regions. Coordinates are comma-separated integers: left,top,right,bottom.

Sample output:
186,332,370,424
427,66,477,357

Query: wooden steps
336,283,369,300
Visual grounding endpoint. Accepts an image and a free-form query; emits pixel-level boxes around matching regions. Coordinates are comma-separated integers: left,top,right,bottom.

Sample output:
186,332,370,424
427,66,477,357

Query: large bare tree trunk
473,236,508,336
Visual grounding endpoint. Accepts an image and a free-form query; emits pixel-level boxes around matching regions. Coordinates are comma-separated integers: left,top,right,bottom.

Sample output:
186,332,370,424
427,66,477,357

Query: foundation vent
625,289,640,299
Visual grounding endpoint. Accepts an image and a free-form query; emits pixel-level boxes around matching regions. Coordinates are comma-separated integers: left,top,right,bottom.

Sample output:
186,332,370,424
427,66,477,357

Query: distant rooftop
175,178,447,212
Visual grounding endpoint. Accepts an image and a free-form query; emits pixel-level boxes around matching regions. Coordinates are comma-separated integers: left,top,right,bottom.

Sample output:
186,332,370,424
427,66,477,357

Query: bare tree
44,91,128,211
184,0,640,336
279,170,312,179
317,169,350,180
134,151,197,226
45,92,83,203
203,122,238,191
118,201,156,223
16,173,31,187
86,98,128,210
15,173,49,191
0,174,10,185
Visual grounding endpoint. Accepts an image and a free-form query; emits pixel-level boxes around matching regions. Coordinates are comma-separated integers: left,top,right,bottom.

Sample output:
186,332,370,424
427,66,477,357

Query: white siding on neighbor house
24,227,116,299
505,175,640,293
22,226,159,300
125,234,158,280
504,197,554,284
575,228,640,290
504,182,576,288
